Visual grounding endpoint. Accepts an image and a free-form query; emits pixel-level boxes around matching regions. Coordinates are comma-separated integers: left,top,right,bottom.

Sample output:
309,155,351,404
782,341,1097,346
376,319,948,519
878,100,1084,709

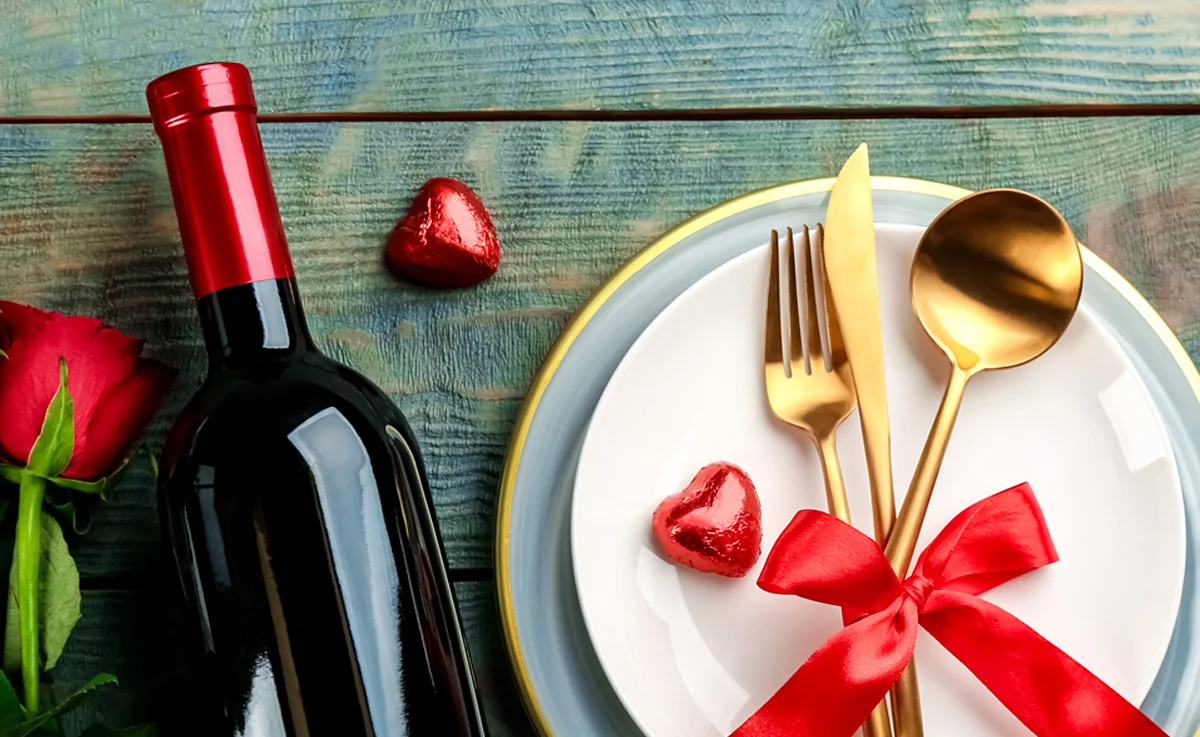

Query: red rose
0,301,175,481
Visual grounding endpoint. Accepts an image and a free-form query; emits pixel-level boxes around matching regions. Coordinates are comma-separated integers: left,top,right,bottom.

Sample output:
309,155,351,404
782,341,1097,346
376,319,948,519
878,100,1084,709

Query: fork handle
815,434,894,737
815,434,852,523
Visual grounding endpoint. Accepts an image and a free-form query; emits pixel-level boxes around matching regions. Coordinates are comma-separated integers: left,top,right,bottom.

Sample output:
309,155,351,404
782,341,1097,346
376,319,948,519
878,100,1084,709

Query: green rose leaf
44,458,131,498
79,724,156,737
3,515,80,672
0,673,116,737
0,672,21,727
25,360,74,480
31,515,78,672
0,468,20,486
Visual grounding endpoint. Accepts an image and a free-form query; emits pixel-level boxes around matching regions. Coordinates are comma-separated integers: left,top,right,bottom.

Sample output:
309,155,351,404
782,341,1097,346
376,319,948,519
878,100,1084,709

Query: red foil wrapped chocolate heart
386,177,500,288
652,462,763,577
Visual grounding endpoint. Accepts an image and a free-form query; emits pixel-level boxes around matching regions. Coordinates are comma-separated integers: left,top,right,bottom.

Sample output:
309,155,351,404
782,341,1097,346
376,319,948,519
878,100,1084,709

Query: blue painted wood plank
1,1,1199,114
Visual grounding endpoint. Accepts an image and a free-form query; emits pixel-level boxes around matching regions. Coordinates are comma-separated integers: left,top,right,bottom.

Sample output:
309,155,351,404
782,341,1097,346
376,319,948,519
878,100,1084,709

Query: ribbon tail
923,591,1168,737
731,602,915,737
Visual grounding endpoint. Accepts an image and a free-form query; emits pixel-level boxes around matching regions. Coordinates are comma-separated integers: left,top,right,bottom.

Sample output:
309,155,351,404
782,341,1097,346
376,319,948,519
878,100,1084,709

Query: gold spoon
884,189,1084,577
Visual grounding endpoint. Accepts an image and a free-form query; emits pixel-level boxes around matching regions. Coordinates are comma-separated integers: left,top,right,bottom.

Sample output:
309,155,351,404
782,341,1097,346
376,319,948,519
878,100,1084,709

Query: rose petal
65,359,175,480
64,323,144,434
0,330,64,465
29,318,135,425
0,301,51,344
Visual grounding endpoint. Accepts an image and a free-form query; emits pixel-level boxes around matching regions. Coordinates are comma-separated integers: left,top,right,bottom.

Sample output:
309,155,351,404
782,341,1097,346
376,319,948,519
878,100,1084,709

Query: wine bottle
148,63,488,736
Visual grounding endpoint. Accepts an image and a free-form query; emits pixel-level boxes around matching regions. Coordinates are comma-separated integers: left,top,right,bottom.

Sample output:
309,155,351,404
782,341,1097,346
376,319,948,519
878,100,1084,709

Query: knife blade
822,143,895,544
823,144,925,737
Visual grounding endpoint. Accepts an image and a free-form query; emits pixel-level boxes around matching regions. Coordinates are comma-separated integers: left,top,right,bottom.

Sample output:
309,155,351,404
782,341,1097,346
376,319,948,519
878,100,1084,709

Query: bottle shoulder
159,353,418,478
198,354,398,419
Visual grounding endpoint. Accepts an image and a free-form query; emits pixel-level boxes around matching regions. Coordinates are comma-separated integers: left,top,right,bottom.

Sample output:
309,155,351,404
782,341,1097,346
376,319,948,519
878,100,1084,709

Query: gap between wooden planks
1,102,1200,124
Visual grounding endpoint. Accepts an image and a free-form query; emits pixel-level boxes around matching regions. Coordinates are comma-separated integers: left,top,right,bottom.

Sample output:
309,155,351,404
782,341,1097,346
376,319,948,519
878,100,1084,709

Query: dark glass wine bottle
148,63,488,737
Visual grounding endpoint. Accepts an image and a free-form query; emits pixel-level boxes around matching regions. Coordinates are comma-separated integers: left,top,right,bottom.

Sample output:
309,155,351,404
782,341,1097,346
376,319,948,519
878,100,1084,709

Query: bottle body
159,281,488,736
147,63,488,736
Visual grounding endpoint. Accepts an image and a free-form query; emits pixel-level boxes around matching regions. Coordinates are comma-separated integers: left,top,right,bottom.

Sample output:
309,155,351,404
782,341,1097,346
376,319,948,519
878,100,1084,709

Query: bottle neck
198,278,315,370
147,64,307,371
148,63,296,300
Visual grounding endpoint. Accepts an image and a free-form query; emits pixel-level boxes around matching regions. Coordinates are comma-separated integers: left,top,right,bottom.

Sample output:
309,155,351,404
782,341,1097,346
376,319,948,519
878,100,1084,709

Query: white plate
571,223,1186,737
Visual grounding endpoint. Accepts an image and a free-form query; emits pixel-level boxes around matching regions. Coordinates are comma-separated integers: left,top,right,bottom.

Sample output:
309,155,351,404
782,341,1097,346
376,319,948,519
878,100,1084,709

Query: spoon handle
885,365,971,577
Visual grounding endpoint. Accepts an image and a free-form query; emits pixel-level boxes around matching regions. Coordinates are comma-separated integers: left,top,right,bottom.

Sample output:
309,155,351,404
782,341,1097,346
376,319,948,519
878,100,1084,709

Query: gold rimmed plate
496,178,1200,736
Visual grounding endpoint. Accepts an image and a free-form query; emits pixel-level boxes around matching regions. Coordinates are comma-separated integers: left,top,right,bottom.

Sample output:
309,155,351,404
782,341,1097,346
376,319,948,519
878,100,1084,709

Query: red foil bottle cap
147,62,294,299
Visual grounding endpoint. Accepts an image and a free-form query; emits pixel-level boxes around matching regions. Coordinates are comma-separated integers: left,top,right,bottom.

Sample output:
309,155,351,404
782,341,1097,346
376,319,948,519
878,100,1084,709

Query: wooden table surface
2,1,1199,733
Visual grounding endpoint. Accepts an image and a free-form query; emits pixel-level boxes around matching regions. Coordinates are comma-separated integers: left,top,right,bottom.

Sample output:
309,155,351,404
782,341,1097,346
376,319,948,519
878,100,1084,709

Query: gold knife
822,144,924,737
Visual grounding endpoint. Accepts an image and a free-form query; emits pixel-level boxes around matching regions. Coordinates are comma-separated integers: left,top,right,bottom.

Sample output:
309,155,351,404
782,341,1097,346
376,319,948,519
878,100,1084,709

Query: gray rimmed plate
496,177,1200,736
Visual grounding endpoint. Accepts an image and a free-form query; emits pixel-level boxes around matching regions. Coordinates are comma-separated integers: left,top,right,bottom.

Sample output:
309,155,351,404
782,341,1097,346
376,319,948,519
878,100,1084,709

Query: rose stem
16,472,44,713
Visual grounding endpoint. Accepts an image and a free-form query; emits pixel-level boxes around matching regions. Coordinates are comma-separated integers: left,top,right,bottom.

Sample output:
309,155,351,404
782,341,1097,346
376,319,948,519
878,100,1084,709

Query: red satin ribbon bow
731,483,1168,737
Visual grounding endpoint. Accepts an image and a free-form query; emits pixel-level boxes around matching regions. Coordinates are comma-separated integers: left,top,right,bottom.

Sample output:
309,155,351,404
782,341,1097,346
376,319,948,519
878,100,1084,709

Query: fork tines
769,225,835,377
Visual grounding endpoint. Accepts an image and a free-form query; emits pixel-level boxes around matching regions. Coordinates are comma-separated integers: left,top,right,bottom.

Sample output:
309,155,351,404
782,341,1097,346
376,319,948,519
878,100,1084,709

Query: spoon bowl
911,189,1083,374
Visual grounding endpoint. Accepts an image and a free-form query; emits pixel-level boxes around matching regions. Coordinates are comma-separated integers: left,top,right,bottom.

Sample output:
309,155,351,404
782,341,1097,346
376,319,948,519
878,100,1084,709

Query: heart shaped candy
386,177,500,288
652,462,763,577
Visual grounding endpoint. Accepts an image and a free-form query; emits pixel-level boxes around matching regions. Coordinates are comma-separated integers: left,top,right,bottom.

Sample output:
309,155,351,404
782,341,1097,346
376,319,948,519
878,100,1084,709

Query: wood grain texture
48,582,533,735
3,0,1200,115
2,117,1199,576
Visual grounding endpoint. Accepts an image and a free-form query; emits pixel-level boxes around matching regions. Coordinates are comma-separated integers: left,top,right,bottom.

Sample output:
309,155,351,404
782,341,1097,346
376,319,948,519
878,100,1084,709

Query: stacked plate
496,178,1200,737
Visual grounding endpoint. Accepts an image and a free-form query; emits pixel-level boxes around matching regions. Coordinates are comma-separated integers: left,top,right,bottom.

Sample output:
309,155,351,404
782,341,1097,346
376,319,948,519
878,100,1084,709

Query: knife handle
815,435,895,737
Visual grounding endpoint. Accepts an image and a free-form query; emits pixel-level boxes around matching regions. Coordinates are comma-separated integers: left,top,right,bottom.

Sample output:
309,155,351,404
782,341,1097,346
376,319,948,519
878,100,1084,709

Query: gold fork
764,225,893,737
